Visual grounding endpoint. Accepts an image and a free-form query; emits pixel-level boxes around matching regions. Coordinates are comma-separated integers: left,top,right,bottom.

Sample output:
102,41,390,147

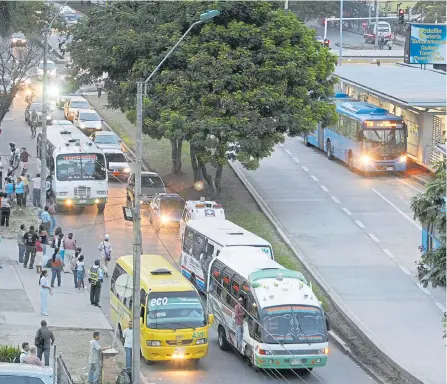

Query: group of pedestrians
17,320,55,367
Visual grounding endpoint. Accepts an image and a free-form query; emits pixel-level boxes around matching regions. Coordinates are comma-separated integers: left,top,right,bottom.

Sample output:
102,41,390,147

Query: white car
103,149,131,180
0,363,53,384
37,60,56,80
73,109,102,134
89,131,123,151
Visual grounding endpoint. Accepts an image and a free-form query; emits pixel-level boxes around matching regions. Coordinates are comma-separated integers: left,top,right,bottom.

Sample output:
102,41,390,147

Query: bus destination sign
62,154,98,160
364,121,404,129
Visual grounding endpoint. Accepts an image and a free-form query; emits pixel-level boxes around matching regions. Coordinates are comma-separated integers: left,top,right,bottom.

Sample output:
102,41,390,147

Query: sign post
404,23,447,65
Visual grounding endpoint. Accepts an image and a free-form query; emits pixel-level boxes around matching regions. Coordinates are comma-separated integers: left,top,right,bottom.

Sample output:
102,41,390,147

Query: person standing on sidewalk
15,176,25,209
63,233,76,274
38,224,48,258
41,206,51,233
96,79,104,98
17,224,26,263
122,320,133,370
19,148,30,173
76,255,85,291
23,225,38,269
24,346,43,366
88,260,103,307
31,173,41,208
88,331,108,384
50,248,63,287
20,172,29,207
1,192,11,227
98,234,112,277
39,271,51,316
35,238,43,274
19,342,30,363
35,320,55,366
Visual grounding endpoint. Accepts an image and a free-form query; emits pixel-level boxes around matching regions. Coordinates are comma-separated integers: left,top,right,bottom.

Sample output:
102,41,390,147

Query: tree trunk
170,139,182,174
190,142,202,182
214,163,224,197
198,159,216,199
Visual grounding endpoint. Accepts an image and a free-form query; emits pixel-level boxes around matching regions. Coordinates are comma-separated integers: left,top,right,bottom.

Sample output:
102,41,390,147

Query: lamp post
132,10,220,384
338,0,344,66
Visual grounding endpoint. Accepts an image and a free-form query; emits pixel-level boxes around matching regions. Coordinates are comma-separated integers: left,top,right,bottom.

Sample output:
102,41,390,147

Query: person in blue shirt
4,178,14,201
15,177,25,208
40,206,51,233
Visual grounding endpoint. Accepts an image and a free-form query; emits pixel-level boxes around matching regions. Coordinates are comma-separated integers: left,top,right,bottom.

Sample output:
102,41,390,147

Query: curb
227,160,425,384
407,174,429,186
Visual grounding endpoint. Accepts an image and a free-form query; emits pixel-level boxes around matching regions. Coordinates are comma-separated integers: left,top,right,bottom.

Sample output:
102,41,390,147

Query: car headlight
97,191,107,195
195,338,207,345
80,123,86,129
12,39,17,43
360,155,371,164
147,340,161,347
123,167,130,173
160,216,170,224
399,155,407,163
58,192,68,196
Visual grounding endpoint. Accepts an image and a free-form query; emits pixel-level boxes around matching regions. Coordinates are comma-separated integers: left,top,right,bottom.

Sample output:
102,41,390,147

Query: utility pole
284,0,289,10
39,28,49,209
338,0,343,66
131,82,143,384
374,0,380,47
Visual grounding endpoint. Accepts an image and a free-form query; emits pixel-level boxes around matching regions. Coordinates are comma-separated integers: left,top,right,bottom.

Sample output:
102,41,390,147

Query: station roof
334,64,446,108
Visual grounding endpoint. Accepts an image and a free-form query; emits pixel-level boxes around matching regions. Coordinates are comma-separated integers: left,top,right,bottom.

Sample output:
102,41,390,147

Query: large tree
412,1,446,23
411,161,446,288
70,2,337,197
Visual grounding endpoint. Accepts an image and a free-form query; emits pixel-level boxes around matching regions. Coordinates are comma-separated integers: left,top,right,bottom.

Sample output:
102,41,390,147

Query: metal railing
55,353,74,384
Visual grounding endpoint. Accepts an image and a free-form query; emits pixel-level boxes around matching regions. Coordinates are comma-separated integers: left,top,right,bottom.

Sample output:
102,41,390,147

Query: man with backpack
35,320,55,366
98,234,112,277
88,260,104,307
13,342,30,363
23,225,38,269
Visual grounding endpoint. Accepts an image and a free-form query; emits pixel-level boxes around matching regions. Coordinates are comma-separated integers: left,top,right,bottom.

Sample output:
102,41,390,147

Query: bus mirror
208,313,215,325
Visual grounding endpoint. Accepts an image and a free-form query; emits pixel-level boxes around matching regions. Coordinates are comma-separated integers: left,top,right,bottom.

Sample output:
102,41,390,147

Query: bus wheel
326,140,333,160
303,133,311,147
218,326,230,351
97,203,105,213
143,358,154,365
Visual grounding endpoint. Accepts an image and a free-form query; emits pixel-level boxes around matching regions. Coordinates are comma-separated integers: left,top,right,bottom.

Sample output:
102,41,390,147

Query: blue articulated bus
304,94,408,173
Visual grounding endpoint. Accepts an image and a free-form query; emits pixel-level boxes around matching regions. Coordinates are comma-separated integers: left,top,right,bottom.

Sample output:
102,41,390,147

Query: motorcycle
25,87,34,104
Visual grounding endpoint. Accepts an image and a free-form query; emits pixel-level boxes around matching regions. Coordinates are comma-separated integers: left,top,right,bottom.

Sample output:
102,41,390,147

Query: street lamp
131,9,220,384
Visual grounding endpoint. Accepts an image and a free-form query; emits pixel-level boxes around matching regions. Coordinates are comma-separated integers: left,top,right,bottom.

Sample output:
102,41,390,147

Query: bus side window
230,275,242,308
206,243,214,258
221,270,231,306
210,263,221,294
183,227,194,254
246,293,261,341
110,264,126,296
193,233,205,260
140,289,146,324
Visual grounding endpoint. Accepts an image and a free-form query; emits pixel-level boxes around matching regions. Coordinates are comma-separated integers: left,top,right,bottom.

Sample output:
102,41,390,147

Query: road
0,66,378,384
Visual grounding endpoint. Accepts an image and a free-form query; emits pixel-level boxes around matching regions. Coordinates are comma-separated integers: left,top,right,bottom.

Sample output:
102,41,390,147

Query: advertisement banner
404,23,446,65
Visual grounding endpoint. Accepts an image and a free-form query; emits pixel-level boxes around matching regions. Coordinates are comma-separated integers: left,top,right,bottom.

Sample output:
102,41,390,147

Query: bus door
318,123,325,149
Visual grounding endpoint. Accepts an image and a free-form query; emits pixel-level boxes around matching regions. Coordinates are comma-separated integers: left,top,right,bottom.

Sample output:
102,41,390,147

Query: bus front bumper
255,353,328,369
56,197,107,207
358,158,407,172
142,344,208,361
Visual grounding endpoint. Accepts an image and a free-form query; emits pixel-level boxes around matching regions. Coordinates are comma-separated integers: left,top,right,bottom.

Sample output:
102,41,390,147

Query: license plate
113,172,120,176
386,167,394,171
174,348,185,353
79,200,86,203
291,359,301,365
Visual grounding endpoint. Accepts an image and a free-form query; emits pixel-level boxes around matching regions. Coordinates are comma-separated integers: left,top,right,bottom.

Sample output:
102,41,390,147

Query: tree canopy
413,1,446,23
70,1,337,197
411,161,446,288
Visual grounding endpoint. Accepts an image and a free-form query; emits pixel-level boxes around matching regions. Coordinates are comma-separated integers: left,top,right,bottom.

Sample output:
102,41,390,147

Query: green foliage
0,345,20,363
411,161,446,288
413,1,446,23
290,0,370,22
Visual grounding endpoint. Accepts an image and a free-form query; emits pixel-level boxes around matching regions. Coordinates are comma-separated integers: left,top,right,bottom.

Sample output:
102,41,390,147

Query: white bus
181,219,273,293
207,246,329,372
36,122,108,212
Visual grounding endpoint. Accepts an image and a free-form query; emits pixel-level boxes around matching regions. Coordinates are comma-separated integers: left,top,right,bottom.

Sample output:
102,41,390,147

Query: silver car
103,149,131,181
126,171,167,207
0,363,53,384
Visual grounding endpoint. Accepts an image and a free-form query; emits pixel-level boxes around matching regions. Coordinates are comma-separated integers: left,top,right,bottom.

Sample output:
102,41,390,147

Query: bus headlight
399,155,407,163
160,216,169,224
123,167,130,173
95,199,100,204
360,155,371,164
195,338,207,345
147,340,161,347
65,199,72,206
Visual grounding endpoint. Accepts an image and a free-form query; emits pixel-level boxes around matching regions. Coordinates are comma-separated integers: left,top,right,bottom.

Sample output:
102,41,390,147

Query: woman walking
63,233,76,273
72,247,82,288
76,255,85,291
39,270,51,316
35,238,43,274
17,224,26,263
15,176,25,209
38,224,48,258
50,248,63,288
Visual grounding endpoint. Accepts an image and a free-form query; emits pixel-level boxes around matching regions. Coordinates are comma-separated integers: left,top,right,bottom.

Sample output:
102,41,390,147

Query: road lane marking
372,188,422,230
292,157,300,164
399,265,412,276
284,149,292,156
342,208,353,216
435,302,446,312
310,175,318,181
301,166,309,172
392,176,424,193
320,185,329,192
417,283,431,296
331,196,340,204
355,220,366,228
382,249,395,260
368,233,380,242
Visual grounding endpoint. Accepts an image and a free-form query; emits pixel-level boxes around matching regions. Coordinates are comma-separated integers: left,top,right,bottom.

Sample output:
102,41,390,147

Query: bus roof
336,101,403,123
186,220,271,247
214,247,320,309
117,254,195,293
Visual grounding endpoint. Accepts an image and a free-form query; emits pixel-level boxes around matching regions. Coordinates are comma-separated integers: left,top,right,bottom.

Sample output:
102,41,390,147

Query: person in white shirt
98,234,112,277
31,173,41,208
88,331,107,384
122,320,133,370
19,342,30,363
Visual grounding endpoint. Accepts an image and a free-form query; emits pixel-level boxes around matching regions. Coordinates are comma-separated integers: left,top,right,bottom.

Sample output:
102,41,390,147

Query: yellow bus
110,254,214,364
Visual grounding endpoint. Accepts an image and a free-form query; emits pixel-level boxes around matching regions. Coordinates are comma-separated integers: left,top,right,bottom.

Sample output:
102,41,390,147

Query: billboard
404,23,446,65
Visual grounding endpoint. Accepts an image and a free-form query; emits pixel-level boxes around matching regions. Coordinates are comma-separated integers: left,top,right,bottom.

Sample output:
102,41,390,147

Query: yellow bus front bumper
142,344,208,361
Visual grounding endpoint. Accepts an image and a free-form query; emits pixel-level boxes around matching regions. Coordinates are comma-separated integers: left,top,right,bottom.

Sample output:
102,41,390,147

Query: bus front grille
166,339,193,346
74,186,91,197
271,349,321,356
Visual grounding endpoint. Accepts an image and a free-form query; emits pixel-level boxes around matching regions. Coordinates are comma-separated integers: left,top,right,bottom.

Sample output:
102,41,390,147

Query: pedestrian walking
76,255,85,291
38,224,48,257
41,206,51,233
98,234,112,277
88,260,103,307
19,342,30,363
73,247,82,287
19,148,30,173
123,320,133,370
96,79,104,98
50,248,63,287
88,331,107,384
23,225,38,269
57,232,65,266
20,172,29,206
39,271,51,316
24,346,43,366
35,320,55,366
63,233,76,273
15,176,25,209
31,173,41,207
51,227,62,248
17,224,26,263
1,192,11,227
35,238,43,274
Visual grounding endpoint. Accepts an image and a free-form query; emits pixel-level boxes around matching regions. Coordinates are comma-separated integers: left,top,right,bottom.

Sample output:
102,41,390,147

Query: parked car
89,131,122,151
37,60,57,80
103,149,131,181
56,94,76,109
126,171,166,207
64,97,90,121
0,363,53,384
73,109,102,134
148,193,185,231
25,102,53,125
10,32,27,47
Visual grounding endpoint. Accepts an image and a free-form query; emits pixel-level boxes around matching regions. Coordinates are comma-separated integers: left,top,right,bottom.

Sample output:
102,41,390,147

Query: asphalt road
0,72,378,383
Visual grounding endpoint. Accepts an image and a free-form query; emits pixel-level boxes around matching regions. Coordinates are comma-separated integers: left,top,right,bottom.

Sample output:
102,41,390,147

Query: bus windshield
261,305,327,344
147,291,206,330
362,128,406,155
56,153,107,181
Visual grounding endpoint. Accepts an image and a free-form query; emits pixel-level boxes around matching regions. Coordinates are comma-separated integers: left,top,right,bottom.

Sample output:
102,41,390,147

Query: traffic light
398,9,405,24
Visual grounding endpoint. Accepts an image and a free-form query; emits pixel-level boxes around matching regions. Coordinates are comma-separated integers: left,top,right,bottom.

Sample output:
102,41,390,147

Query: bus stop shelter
334,64,446,170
